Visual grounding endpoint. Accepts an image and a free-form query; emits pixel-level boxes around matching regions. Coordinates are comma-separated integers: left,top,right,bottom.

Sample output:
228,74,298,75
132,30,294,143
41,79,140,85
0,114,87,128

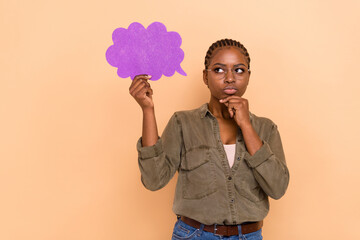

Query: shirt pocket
235,171,267,202
180,147,217,199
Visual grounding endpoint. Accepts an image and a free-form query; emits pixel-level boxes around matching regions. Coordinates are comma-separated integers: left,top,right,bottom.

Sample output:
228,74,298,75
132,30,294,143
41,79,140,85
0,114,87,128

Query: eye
234,68,244,74
214,67,225,73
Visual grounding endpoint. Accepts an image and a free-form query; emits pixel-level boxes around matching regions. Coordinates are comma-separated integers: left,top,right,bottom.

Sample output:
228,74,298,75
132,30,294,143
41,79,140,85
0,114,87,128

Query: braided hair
204,39,251,70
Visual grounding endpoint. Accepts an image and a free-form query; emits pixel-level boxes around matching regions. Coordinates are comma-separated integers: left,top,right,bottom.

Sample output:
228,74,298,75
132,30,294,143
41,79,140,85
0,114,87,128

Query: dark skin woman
129,39,289,239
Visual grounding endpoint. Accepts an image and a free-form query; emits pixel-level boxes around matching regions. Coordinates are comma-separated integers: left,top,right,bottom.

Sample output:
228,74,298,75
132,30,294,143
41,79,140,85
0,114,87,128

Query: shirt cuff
244,141,273,168
137,137,163,159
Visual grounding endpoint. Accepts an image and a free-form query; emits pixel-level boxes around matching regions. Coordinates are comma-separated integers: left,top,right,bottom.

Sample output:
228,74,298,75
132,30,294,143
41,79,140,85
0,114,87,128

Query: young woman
129,39,289,240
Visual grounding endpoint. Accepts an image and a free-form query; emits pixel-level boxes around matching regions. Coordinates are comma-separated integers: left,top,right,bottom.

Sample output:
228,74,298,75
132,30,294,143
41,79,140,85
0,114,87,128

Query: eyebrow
212,63,247,67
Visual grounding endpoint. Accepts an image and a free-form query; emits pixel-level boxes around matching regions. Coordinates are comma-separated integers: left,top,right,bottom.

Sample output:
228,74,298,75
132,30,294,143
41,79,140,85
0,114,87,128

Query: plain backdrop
1,0,360,239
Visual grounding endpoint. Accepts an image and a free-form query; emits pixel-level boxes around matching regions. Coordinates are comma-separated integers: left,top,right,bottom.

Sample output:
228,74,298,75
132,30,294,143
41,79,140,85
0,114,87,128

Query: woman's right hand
129,75,154,110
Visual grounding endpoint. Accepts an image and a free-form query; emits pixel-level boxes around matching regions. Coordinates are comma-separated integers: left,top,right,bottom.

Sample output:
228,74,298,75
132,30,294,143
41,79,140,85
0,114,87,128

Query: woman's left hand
220,96,251,128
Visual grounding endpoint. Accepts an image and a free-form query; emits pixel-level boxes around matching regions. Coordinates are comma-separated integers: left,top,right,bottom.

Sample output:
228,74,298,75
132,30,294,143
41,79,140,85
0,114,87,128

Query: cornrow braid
204,39,251,70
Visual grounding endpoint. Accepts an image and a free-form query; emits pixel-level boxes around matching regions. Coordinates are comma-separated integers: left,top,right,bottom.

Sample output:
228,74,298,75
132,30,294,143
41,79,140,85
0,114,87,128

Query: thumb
229,107,235,118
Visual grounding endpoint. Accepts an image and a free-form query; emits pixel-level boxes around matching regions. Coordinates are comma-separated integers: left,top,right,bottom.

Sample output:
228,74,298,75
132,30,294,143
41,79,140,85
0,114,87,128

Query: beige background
1,0,359,239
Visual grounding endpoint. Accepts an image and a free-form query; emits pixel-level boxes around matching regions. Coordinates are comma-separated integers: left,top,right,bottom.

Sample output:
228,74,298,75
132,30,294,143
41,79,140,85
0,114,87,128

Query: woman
129,39,289,239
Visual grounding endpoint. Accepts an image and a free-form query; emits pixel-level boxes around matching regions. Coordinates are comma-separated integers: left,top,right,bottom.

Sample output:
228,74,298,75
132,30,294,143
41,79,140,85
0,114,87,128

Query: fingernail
147,75,152,78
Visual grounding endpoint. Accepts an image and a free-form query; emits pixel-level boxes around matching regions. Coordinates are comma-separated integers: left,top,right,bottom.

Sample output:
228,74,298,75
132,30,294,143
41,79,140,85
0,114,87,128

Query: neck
208,96,232,119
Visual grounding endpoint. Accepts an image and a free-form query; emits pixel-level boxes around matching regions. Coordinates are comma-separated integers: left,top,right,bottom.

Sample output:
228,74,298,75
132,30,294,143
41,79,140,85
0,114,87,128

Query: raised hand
220,96,263,155
219,96,250,128
129,74,158,146
129,75,154,110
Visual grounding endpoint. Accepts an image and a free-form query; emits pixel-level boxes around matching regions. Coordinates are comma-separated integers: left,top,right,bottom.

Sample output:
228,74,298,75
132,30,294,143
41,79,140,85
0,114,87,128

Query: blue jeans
171,218,263,240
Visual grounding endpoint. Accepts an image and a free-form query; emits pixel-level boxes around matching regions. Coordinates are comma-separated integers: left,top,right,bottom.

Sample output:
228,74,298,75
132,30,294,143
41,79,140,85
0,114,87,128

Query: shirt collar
199,103,212,119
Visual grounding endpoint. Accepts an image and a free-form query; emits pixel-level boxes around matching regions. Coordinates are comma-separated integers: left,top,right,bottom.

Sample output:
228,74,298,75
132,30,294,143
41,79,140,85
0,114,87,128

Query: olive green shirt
137,103,289,225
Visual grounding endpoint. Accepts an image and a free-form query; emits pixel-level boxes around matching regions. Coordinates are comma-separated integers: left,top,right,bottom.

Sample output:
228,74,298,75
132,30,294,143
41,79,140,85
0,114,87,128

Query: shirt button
230,199,234,203
237,157,240,161
228,176,232,180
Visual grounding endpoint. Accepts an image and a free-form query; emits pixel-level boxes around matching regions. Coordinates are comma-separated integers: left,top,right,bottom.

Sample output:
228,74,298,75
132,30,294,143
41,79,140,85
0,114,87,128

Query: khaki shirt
137,104,289,225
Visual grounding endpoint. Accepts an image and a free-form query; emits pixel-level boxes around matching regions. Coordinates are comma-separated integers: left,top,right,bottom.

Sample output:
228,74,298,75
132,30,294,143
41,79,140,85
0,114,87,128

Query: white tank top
223,144,236,168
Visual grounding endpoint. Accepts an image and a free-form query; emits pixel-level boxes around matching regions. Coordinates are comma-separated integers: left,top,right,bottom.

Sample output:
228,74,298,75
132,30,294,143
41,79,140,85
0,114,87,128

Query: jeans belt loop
198,224,205,237
214,224,222,237
237,224,243,237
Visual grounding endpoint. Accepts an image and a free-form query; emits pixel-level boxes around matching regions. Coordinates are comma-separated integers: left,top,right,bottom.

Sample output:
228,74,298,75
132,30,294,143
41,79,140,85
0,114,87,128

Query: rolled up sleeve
137,113,182,191
137,137,163,160
244,124,289,200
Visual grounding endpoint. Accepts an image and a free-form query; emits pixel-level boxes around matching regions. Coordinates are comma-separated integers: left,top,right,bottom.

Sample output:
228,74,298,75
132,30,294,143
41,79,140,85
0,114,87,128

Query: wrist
238,119,252,130
236,115,251,126
142,106,155,114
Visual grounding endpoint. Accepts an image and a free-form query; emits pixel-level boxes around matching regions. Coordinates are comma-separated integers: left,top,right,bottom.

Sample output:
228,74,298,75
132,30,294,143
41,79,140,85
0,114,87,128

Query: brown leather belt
180,216,263,237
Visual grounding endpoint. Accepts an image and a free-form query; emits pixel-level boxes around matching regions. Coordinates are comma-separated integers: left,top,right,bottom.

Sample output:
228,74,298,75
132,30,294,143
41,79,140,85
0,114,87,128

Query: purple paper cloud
106,22,186,81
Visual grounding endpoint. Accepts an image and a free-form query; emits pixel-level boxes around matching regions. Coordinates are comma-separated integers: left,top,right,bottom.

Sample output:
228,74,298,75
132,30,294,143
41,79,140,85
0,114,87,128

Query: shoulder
173,104,207,120
249,112,278,132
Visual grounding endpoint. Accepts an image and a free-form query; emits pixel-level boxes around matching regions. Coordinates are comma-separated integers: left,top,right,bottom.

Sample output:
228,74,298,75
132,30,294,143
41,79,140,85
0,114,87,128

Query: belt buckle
213,224,223,237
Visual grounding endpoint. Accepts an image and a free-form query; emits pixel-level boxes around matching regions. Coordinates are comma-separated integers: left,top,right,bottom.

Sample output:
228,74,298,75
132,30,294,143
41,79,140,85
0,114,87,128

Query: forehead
210,46,247,66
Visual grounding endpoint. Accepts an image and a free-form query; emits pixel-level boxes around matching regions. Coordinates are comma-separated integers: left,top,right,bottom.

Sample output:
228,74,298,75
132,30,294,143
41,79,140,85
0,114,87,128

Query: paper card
106,22,186,81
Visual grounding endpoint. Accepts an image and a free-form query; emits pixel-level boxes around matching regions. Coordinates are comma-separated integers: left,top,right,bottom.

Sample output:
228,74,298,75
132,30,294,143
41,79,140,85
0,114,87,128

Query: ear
203,69,208,86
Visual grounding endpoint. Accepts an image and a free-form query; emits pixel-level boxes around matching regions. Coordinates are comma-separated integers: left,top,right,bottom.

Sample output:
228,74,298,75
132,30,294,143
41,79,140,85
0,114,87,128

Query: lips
223,86,238,95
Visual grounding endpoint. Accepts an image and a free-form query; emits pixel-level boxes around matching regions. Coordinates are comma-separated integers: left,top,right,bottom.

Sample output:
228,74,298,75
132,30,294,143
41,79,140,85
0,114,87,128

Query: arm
220,96,289,199
129,75,182,190
220,96,263,155
136,113,182,191
129,75,158,146
243,124,289,199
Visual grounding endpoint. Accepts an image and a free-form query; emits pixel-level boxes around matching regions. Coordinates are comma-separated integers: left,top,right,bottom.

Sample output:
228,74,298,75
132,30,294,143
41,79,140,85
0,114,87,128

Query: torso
217,118,238,144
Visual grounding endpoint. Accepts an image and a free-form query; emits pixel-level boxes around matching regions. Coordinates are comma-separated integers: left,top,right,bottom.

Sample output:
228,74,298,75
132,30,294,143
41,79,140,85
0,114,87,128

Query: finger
134,80,152,97
129,81,145,96
130,75,145,87
228,107,235,118
129,77,144,92
219,95,243,103
130,81,148,97
222,101,229,107
222,100,239,109
230,99,248,110
145,80,151,89
130,75,151,90
135,85,151,99
228,103,237,112
130,79,150,95
147,87,153,96
133,74,152,81
144,81,153,96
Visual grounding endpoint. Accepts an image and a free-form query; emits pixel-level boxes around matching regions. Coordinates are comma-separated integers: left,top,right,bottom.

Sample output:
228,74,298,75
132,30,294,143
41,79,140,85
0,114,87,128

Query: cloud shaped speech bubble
106,22,186,81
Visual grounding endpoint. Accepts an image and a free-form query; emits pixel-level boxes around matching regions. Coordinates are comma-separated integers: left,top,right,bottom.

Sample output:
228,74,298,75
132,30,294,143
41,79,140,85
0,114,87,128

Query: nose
224,70,235,83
